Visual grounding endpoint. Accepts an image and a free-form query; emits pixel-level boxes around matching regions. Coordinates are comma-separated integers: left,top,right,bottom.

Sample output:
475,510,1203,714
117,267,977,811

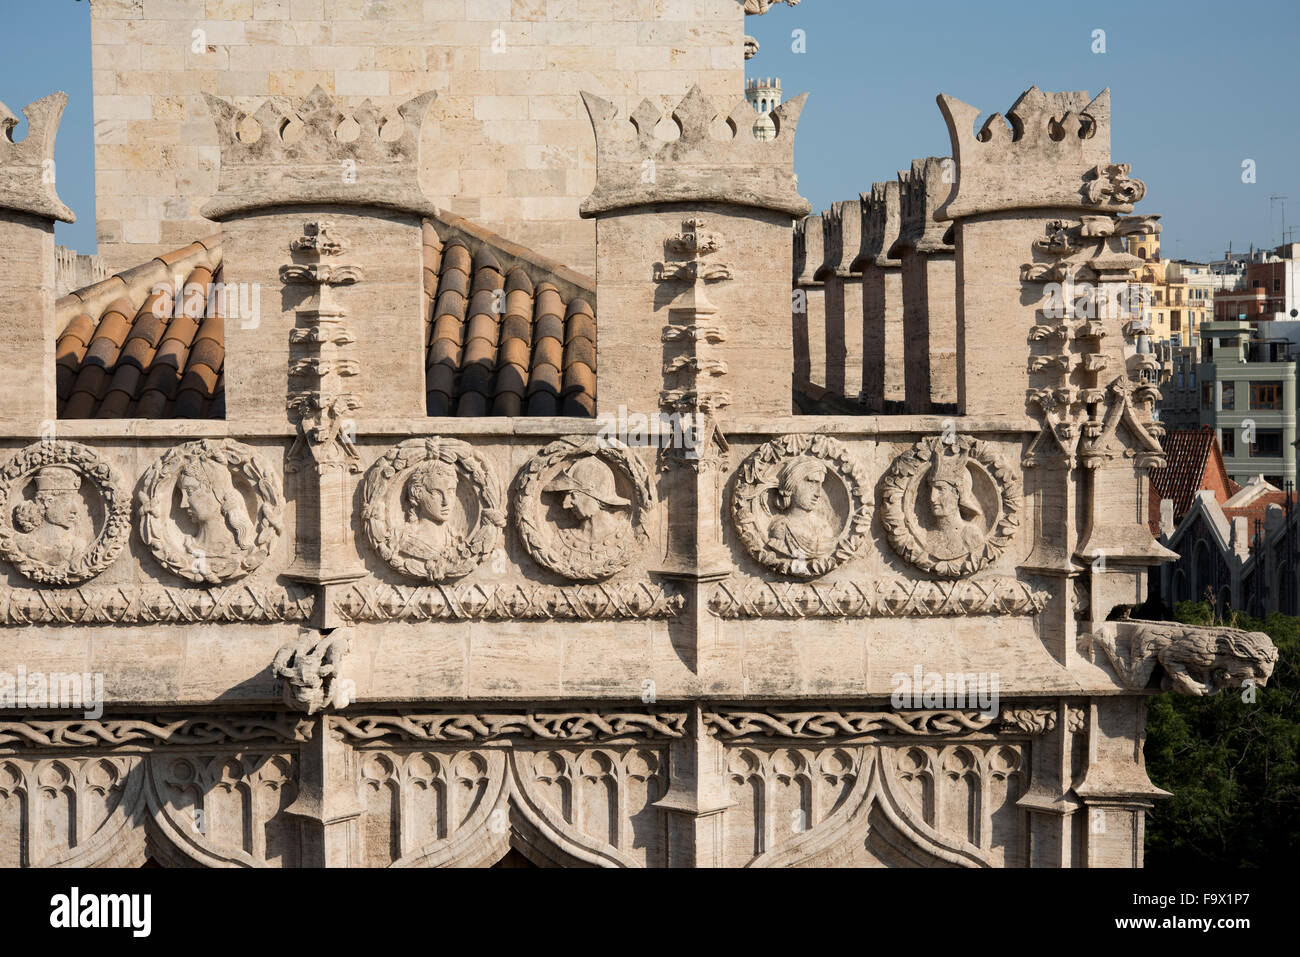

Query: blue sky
2,0,1297,261
747,0,1300,262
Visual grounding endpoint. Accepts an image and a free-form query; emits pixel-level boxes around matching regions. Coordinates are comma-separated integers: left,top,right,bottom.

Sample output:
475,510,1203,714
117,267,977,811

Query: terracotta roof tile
58,218,595,420
57,237,223,419
420,218,595,417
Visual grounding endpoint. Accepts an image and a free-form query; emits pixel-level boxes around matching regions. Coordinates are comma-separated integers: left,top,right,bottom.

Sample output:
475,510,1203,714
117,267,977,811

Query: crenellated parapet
858,181,905,411
200,86,438,221
0,93,75,224
579,86,810,219
936,87,1137,220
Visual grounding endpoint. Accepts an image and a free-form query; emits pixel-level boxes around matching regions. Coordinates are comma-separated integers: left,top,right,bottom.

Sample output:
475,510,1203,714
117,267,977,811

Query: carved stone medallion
730,434,871,578
362,437,505,582
880,435,1022,579
137,439,285,584
513,437,654,582
0,441,130,585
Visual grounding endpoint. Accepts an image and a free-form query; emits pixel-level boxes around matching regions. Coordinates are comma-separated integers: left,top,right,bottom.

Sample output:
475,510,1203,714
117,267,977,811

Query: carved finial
579,85,810,218
0,92,75,223
854,181,902,270
935,87,1140,220
200,86,438,220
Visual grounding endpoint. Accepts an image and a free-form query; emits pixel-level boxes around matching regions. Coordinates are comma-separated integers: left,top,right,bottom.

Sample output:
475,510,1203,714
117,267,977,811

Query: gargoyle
272,631,352,714
1089,621,1279,696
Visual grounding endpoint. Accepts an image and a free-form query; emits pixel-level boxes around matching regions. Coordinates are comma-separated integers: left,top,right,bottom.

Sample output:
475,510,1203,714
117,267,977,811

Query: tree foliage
1143,601,1300,867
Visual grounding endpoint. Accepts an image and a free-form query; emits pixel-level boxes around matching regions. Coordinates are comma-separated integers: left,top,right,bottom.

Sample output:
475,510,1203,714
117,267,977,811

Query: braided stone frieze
704,709,1001,739
333,711,689,745
332,581,684,622
0,584,315,625
707,576,1049,619
0,714,313,750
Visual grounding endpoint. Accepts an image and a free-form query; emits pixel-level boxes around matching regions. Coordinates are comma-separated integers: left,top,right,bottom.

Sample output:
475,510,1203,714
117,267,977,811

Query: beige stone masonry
856,181,904,411
814,200,863,399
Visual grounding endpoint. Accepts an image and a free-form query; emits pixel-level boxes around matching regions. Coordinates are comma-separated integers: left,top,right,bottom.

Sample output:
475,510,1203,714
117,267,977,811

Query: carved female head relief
137,439,285,584
362,437,505,582
879,435,1022,579
730,434,871,578
0,442,130,585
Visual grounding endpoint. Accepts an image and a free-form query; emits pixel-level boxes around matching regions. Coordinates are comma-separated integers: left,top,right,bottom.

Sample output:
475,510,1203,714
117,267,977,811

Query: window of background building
1250,429,1284,458
1221,428,1235,457
1221,381,1235,409
1202,382,1214,409
1251,380,1284,409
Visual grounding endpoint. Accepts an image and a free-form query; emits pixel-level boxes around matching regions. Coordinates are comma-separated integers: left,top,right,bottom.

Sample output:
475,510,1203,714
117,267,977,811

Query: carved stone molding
273,631,352,715
706,576,1049,619
880,434,1022,578
704,709,999,739
361,437,504,583
335,711,689,746
997,707,1058,735
0,441,130,585
333,581,684,623
513,436,654,582
730,433,872,579
137,439,285,584
0,584,314,625
0,715,313,750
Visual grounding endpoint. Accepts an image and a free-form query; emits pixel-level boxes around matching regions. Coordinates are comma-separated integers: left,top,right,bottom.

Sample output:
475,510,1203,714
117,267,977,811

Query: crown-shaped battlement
794,213,824,285
815,199,862,279
0,92,74,223
852,180,901,270
579,85,809,218
891,156,954,256
200,86,437,220
936,86,1141,220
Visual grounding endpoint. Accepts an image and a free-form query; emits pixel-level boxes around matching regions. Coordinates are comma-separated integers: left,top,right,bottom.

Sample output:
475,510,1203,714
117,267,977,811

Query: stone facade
90,0,749,275
0,45,1281,868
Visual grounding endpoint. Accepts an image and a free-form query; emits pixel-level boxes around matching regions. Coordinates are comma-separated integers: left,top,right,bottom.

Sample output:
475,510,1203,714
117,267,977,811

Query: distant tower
1126,232,1161,261
745,76,782,142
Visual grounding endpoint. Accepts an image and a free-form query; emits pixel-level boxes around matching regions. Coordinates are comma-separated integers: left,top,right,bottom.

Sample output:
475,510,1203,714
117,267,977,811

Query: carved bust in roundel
137,439,285,584
0,441,131,585
879,434,1022,579
513,437,654,582
362,437,505,582
730,434,872,578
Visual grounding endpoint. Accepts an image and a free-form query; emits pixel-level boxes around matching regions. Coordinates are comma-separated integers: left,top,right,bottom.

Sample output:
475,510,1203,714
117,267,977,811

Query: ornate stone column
579,85,809,672
891,157,957,414
856,182,904,412
201,87,437,624
0,93,75,426
654,705,735,867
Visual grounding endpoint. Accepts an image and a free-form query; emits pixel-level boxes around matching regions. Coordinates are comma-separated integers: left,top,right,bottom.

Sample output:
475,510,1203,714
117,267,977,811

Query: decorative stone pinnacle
0,92,74,223
200,85,438,220
854,181,902,270
793,213,824,286
936,86,1143,220
578,85,810,218
890,157,955,257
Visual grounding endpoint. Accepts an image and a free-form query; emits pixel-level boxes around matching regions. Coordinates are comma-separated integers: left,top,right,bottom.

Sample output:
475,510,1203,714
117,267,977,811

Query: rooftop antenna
1271,195,1288,248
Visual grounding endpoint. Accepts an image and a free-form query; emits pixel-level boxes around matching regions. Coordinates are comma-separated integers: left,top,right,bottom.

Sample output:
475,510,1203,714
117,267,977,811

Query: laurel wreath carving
361,437,505,582
137,439,285,584
512,436,654,582
879,434,1022,579
0,441,131,585
730,433,872,579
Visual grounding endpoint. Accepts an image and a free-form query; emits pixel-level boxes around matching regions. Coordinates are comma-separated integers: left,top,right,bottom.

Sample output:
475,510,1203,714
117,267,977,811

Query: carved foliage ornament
880,435,1022,579
731,434,871,578
513,437,654,582
362,437,504,583
137,439,285,584
0,441,130,585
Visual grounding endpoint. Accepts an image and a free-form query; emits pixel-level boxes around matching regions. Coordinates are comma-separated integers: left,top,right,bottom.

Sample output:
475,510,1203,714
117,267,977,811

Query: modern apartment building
1195,320,1298,488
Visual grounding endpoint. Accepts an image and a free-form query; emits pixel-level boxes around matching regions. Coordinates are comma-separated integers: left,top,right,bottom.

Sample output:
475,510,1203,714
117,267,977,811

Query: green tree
1143,602,1300,867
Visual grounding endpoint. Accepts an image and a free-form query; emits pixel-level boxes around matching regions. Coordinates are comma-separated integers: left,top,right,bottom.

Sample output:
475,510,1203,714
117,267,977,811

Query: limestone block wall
89,0,746,273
